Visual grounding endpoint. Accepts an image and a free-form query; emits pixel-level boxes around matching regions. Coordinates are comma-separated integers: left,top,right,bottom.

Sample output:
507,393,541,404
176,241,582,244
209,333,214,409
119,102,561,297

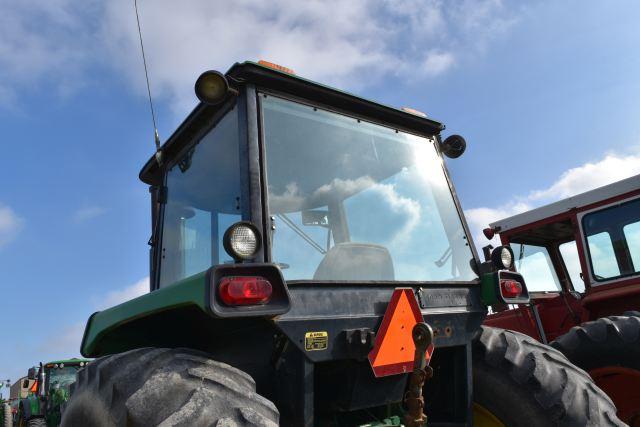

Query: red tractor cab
485,173,640,425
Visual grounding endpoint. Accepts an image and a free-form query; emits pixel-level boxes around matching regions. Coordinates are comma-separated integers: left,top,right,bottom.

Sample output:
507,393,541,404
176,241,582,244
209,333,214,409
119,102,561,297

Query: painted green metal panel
481,272,499,306
81,271,209,356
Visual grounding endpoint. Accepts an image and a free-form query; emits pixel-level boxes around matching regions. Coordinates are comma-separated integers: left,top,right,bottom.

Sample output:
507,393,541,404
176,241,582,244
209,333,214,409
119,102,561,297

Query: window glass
262,95,475,282
511,243,561,292
623,222,640,271
46,366,81,390
586,232,620,279
582,197,640,282
160,108,243,287
558,241,585,293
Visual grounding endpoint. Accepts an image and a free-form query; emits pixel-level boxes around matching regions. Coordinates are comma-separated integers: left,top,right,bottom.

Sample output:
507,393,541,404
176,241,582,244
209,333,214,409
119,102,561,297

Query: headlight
491,245,514,270
223,222,261,261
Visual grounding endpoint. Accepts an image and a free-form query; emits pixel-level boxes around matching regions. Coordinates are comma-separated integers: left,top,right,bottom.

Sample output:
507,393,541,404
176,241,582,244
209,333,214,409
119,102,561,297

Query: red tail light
500,279,522,298
219,276,273,306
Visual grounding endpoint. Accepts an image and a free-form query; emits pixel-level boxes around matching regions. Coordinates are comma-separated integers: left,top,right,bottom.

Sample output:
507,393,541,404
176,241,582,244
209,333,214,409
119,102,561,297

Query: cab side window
623,221,640,271
558,240,585,293
582,197,640,283
586,232,620,279
511,243,562,292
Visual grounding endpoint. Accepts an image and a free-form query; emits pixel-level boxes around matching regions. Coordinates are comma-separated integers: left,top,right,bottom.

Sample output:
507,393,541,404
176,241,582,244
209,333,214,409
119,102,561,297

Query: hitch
403,322,434,427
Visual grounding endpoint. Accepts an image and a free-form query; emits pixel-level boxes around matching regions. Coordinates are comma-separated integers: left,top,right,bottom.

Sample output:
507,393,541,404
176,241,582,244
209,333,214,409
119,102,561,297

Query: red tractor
484,173,640,425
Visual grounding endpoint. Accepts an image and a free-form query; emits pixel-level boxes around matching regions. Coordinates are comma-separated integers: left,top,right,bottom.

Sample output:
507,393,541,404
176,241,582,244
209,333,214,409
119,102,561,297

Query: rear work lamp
223,221,262,262
194,70,237,105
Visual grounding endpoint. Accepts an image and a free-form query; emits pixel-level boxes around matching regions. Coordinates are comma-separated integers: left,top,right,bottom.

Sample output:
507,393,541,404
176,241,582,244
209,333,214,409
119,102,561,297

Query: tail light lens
219,276,273,306
500,279,523,299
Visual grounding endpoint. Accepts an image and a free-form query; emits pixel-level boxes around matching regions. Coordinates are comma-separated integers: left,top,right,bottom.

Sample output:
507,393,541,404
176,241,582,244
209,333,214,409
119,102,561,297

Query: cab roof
490,173,640,235
44,358,91,366
140,61,445,185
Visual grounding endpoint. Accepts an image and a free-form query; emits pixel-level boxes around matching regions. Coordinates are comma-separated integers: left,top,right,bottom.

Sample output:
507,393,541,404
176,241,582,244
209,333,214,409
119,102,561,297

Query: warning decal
368,288,433,377
305,331,328,351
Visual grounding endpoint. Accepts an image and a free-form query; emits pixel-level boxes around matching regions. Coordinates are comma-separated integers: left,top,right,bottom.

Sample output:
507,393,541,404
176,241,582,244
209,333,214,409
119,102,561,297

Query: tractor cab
41,360,89,396
485,174,640,341
141,61,478,290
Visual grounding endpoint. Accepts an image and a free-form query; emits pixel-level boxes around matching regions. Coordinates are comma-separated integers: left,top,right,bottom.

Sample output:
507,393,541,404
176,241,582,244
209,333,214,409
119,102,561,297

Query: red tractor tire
551,315,640,426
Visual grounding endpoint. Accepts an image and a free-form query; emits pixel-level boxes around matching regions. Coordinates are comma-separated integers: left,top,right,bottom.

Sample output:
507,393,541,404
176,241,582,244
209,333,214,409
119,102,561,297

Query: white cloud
527,153,640,201
0,204,24,248
100,0,518,113
72,206,106,223
99,276,149,309
422,51,456,77
466,151,640,249
0,0,100,107
0,0,519,111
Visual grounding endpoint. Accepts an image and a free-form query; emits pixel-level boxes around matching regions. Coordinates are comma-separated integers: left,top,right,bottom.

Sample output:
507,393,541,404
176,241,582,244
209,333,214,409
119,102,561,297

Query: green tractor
61,61,622,426
17,359,90,427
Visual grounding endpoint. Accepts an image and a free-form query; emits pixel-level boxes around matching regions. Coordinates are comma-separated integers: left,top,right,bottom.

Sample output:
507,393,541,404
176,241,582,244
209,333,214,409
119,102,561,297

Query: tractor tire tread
2,403,12,427
26,418,47,427
61,347,278,427
551,315,640,370
474,326,623,426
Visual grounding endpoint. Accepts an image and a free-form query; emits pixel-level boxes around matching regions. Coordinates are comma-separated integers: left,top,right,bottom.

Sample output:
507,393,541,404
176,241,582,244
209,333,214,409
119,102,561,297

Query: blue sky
2,0,640,390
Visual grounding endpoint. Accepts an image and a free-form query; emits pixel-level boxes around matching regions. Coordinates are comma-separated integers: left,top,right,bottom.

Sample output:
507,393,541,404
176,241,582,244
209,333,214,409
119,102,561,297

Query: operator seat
313,243,395,281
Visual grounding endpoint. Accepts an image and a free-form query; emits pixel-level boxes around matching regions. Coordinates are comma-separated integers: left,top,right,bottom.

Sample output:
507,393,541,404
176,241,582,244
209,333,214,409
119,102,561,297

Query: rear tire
26,419,47,427
2,403,11,427
60,347,279,427
551,315,640,425
473,326,623,426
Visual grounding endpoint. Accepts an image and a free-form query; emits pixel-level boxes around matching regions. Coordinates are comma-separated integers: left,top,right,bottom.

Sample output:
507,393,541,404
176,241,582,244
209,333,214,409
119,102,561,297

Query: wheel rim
590,366,640,426
473,403,506,427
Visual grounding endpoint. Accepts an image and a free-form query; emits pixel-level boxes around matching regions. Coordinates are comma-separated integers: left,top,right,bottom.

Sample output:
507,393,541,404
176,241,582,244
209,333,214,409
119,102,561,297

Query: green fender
81,272,210,357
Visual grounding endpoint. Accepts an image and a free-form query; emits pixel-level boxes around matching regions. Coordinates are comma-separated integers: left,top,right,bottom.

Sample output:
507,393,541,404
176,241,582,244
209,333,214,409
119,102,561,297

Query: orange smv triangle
368,288,432,377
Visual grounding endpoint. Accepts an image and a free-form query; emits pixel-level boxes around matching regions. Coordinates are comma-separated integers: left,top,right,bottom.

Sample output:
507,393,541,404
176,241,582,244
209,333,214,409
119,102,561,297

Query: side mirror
27,367,36,380
441,135,467,158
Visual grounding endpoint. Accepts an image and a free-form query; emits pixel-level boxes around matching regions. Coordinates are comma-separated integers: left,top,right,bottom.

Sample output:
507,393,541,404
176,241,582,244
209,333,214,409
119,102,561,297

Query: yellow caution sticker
304,331,328,351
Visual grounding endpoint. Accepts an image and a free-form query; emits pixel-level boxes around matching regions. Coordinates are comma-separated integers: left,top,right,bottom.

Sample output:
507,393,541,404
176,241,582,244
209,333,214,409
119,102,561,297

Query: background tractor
17,359,90,427
484,174,640,425
61,61,622,426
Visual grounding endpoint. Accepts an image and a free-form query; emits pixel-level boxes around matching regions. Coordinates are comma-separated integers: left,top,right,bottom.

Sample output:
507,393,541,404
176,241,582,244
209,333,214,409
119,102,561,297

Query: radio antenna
134,0,162,164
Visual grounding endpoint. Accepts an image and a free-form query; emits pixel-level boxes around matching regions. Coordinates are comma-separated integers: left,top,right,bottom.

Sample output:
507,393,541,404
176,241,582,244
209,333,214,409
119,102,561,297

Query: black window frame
579,195,640,285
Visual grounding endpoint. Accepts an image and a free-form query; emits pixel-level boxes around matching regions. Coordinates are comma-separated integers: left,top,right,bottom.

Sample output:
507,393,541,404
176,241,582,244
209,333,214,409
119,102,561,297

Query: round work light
194,70,230,105
223,222,261,261
491,245,514,270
